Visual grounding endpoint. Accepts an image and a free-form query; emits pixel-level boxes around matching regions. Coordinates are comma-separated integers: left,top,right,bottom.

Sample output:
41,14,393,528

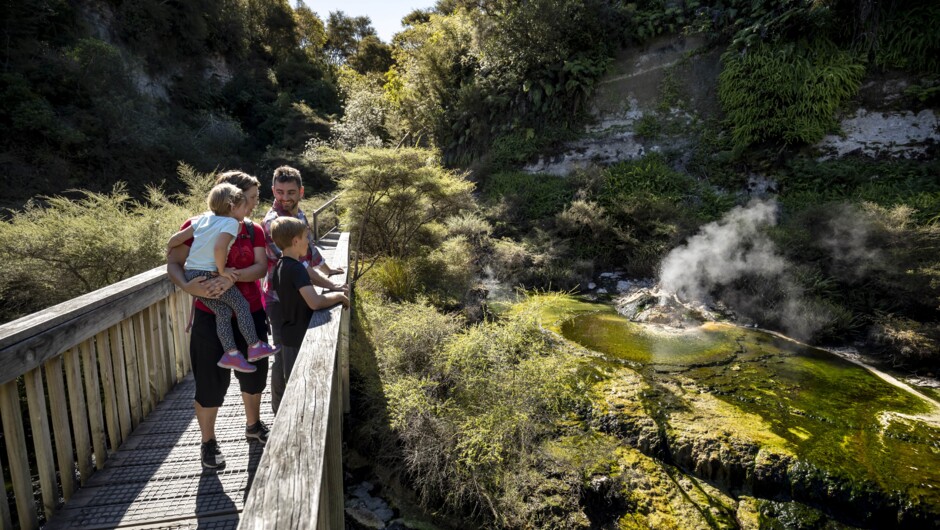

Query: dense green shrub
416,236,477,308
361,296,462,379
487,127,577,171
589,155,734,273
0,185,188,323
484,155,738,283
445,212,493,247
483,171,575,224
876,4,940,74
718,39,864,152
0,164,251,323
869,315,940,366
770,201,940,355
359,257,419,303
778,156,940,223
316,147,476,279
357,294,591,523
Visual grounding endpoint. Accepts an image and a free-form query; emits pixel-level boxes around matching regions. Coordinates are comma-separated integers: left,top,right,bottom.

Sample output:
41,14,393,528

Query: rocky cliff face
525,34,939,176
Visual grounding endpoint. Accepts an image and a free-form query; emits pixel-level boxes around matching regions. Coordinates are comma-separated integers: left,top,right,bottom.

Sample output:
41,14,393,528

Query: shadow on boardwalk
46,373,273,529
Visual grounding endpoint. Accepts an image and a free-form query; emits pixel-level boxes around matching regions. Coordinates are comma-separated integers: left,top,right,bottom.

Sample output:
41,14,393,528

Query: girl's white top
184,213,240,272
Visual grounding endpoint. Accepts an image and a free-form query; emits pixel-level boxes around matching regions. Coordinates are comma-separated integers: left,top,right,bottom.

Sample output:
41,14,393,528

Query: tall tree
324,10,377,65
347,35,393,74
293,1,326,54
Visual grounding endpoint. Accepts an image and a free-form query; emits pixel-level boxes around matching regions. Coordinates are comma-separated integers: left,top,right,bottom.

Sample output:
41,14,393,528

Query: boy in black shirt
269,217,349,399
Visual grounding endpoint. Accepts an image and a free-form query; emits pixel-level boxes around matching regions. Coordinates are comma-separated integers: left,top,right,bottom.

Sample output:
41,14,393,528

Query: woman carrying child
166,171,272,469
167,183,279,372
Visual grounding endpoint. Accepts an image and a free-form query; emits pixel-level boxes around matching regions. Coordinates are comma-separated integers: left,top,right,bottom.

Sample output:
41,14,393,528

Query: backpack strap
245,219,256,244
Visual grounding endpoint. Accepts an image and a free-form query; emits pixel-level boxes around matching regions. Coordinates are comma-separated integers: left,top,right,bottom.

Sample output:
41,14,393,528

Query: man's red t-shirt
180,218,266,314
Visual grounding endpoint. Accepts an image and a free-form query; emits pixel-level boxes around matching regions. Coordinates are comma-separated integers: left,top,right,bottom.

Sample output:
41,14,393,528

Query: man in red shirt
261,166,347,414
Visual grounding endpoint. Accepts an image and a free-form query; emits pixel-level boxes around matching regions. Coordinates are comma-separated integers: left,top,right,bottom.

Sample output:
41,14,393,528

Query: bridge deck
43,233,343,529
45,372,275,529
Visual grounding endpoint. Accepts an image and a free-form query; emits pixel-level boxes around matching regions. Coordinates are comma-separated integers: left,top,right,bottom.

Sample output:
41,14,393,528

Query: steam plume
657,199,823,340
659,199,783,301
821,203,882,278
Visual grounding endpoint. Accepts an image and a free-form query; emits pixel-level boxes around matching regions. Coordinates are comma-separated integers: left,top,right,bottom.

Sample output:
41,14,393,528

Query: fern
876,5,940,74
718,39,864,152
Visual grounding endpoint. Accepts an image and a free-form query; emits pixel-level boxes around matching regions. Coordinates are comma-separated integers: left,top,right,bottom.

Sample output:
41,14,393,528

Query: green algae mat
538,296,940,528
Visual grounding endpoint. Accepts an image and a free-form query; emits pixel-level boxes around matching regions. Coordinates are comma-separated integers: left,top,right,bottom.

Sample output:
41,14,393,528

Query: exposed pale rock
345,504,385,529
817,109,939,159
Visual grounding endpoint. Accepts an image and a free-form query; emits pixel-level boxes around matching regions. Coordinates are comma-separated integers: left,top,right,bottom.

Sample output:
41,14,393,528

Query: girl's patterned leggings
184,270,258,353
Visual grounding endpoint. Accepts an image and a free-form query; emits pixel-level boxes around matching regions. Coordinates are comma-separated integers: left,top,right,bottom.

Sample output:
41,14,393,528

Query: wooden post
24,368,58,520
328,350,345,527
0,380,38,529
134,312,153,416
154,300,170,386
0,445,14,529
181,293,193,373
63,348,92,483
44,356,76,501
150,305,170,400
154,303,172,391
108,325,133,441
95,330,121,451
340,306,350,414
121,318,143,428
166,293,184,380
80,339,107,469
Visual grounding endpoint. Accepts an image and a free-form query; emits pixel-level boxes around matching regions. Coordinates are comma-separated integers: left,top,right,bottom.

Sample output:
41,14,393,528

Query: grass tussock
0,164,242,324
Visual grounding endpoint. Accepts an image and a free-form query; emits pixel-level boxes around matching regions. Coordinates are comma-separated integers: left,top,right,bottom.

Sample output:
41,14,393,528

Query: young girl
168,183,279,373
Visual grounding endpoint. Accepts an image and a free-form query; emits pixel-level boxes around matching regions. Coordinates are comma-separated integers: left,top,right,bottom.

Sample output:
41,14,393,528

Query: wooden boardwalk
45,371,275,529
1,226,347,530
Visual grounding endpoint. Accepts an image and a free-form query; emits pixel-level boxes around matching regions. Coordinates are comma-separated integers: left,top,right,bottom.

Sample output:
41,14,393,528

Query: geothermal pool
541,297,940,528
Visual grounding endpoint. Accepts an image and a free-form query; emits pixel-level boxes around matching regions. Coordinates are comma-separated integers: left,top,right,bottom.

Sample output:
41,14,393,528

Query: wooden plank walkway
45,372,275,529
44,233,343,529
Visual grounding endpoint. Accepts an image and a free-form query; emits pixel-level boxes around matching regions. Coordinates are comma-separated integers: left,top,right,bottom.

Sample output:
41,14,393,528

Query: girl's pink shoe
247,341,280,362
218,352,257,373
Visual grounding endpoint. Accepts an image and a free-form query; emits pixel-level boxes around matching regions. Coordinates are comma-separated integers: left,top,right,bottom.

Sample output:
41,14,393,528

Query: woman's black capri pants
190,308,270,408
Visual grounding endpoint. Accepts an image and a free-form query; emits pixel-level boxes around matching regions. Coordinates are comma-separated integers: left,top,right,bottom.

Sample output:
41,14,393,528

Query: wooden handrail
0,267,172,386
0,265,191,528
1,232,350,529
239,232,350,529
311,193,342,242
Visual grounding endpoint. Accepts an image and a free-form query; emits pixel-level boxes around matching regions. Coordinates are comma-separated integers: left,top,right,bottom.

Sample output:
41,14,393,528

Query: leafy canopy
315,147,475,278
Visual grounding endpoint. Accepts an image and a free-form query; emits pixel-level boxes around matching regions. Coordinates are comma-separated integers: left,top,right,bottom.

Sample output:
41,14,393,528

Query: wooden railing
0,229,350,529
239,232,350,530
0,267,190,529
311,193,342,243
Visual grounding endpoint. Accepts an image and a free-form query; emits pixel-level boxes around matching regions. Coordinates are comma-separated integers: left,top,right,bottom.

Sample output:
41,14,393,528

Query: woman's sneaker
246,420,270,444
218,351,257,373
201,439,225,469
247,341,280,362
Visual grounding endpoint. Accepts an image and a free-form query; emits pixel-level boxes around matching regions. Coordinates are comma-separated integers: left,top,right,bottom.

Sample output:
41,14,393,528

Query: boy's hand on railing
327,266,345,276
327,282,349,294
